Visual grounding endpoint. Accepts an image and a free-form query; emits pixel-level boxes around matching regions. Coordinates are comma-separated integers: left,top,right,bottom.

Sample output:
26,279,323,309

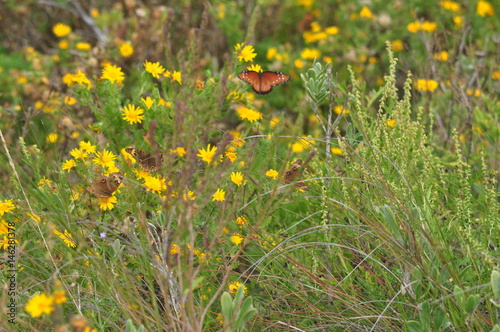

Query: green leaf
454,285,465,308
465,294,480,314
406,320,423,332
491,270,500,299
418,301,430,331
221,292,233,322
433,306,448,330
490,325,500,332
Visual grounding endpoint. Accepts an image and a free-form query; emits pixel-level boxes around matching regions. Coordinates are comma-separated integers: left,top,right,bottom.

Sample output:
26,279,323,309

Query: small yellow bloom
76,42,91,51
64,96,77,105
440,1,461,13
119,42,134,57
246,63,263,72
58,40,69,49
144,60,166,78
170,244,180,255
53,289,67,304
53,229,76,248
121,104,144,125
230,235,244,245
476,0,495,16
141,96,155,109
46,133,59,143
386,119,397,127
466,89,481,97
25,293,55,317
235,106,262,123
79,141,97,154
300,48,321,60
170,147,186,157
228,281,247,295
492,71,500,80
52,23,71,37
235,216,248,226
407,21,422,33
62,159,77,172
324,26,339,35
331,147,344,155
266,169,279,179
91,8,99,17
235,44,257,62
359,6,373,18
143,175,168,194
230,172,245,187
197,144,217,164
415,79,439,92
101,64,125,84
434,51,449,61
171,71,182,84
294,59,304,68
92,149,117,167
212,188,226,202
266,47,277,60
70,148,88,160
334,105,349,114
453,16,463,28
0,200,15,216
226,151,237,162
98,196,117,210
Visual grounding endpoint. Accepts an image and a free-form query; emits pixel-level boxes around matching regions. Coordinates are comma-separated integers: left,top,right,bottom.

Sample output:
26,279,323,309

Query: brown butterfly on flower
284,159,310,191
86,172,124,198
125,148,164,172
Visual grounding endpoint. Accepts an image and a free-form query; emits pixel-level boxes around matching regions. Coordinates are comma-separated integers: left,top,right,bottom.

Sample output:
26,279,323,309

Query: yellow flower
170,244,180,255
466,89,481,97
46,133,59,143
71,70,92,89
58,40,69,49
64,96,76,105
98,196,117,210
170,147,186,157
171,71,182,84
141,96,155,109
324,26,339,35
0,200,15,216
122,104,144,125
70,148,88,160
415,79,439,92
440,1,461,13
228,281,247,295
53,229,77,248
197,144,217,164
235,106,262,123
62,159,77,172
144,60,166,78
230,172,244,187
386,119,397,127
119,42,134,57
92,149,117,167
53,289,67,304
246,64,262,72
27,213,41,222
101,64,125,84
407,21,421,33
291,142,305,153
212,188,226,202
331,147,343,155
453,16,463,28
235,44,257,62
421,21,437,32
79,141,97,154
76,42,91,51
231,235,244,245
359,6,373,18
334,105,349,114
25,293,55,317
143,175,168,194
294,59,304,68
300,48,321,60
235,216,249,227
230,130,245,147
52,23,71,37
91,8,99,17
492,71,500,80
434,51,449,61
226,151,237,162
476,0,495,16
182,190,196,201
266,47,277,60
266,169,279,179
37,177,53,188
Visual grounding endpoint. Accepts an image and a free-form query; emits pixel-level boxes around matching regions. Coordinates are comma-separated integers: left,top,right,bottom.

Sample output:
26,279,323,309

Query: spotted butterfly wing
126,148,164,172
87,173,123,198
284,159,309,191
238,70,291,95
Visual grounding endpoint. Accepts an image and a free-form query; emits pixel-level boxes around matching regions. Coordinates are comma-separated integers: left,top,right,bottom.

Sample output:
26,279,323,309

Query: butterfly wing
238,70,263,94
87,176,119,198
126,148,163,171
260,71,291,94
